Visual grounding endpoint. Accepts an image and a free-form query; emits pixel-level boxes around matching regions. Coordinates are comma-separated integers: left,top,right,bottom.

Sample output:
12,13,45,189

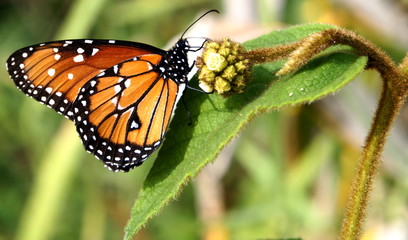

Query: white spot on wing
91,48,99,56
68,73,74,79
114,85,121,93
73,55,84,62
124,79,131,88
131,121,139,129
48,68,56,77
77,47,85,54
45,87,53,94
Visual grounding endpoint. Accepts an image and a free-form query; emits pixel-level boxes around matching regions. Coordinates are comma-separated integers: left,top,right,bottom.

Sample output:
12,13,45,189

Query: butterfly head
175,38,192,54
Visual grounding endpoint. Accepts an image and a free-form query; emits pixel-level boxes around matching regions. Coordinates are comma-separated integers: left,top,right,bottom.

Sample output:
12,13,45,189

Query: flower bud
196,39,252,97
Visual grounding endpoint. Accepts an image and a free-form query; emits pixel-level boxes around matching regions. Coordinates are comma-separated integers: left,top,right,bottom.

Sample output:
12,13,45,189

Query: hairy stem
246,42,301,64
339,82,405,240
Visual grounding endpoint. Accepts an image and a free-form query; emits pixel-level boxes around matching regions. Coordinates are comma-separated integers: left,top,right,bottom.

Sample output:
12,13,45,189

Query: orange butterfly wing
73,55,184,171
6,40,166,120
7,39,191,172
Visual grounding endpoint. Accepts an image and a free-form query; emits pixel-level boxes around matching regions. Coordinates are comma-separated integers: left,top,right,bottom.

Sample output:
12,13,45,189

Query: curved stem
246,42,300,64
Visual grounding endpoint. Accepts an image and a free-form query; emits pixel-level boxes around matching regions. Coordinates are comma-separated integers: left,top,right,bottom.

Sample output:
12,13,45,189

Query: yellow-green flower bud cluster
196,39,251,96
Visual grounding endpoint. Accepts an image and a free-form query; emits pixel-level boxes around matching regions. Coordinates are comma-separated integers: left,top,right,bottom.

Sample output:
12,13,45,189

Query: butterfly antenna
181,9,219,39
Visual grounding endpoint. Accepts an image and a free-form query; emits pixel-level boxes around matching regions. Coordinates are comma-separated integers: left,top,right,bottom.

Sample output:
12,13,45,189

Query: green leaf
124,23,367,238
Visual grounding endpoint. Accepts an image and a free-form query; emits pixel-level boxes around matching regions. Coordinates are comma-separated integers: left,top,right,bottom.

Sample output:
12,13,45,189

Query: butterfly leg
181,97,193,126
186,84,213,94
186,37,209,52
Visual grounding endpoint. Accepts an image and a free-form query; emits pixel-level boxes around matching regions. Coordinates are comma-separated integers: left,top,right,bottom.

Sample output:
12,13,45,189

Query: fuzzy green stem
245,42,301,64
399,55,408,101
339,82,405,240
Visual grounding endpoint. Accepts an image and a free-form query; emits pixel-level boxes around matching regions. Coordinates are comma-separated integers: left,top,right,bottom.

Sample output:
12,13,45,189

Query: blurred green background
0,0,407,240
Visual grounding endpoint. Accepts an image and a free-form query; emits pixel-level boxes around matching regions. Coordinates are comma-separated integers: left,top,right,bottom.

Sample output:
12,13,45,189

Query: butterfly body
6,38,194,172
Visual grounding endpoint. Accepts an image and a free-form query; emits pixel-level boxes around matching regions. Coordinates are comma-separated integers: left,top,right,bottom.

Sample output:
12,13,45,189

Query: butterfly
6,10,217,172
